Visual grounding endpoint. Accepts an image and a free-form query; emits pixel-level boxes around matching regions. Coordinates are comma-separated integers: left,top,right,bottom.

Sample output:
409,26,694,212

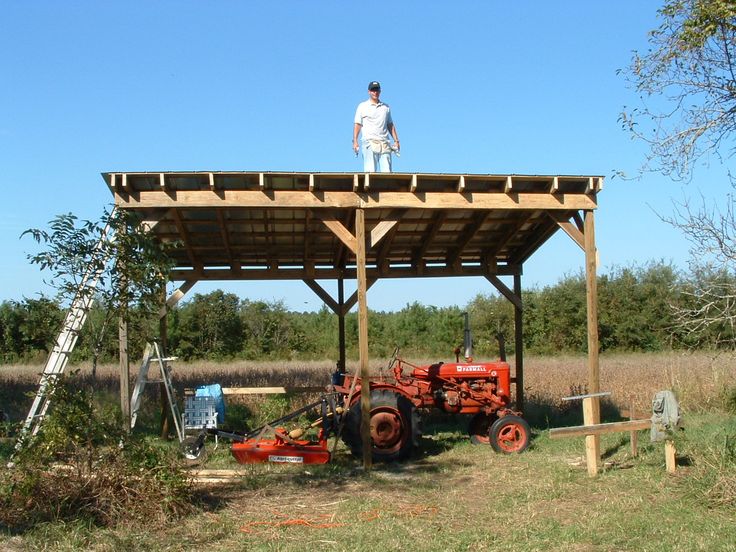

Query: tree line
1,261,733,365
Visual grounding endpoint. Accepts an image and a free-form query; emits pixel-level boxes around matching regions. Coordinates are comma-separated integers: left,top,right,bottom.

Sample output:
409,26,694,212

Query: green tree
621,0,736,180
171,291,243,359
0,301,23,361
466,294,514,357
23,207,176,372
622,0,736,347
17,297,64,359
240,299,294,357
598,263,681,351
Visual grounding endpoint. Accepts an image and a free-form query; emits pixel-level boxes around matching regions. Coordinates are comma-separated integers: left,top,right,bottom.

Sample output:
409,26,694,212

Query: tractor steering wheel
387,345,400,371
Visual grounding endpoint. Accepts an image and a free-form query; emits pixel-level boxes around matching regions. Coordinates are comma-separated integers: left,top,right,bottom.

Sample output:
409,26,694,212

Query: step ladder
130,342,184,442
15,219,114,450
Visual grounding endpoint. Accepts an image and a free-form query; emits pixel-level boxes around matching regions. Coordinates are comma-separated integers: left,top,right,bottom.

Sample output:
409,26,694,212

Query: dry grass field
2,350,734,422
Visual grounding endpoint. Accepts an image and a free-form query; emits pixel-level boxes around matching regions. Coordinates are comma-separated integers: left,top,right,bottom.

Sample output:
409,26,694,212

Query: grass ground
1,352,735,551
3,412,735,551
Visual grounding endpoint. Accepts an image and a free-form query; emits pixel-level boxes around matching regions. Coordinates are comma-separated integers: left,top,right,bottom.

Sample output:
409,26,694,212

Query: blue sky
1,1,731,312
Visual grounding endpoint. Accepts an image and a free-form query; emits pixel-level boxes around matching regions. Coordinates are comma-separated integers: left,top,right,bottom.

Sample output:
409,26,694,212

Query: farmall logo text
456,365,488,373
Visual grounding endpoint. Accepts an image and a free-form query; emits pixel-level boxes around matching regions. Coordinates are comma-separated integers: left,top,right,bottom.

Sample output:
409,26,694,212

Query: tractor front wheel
488,415,530,453
468,413,497,445
342,388,420,462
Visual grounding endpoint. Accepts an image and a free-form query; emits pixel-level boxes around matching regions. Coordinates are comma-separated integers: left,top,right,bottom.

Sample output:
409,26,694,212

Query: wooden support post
118,249,131,430
630,400,638,457
159,286,171,440
665,440,677,473
584,210,601,474
118,309,130,430
356,209,371,469
338,278,346,374
513,273,524,411
582,397,599,476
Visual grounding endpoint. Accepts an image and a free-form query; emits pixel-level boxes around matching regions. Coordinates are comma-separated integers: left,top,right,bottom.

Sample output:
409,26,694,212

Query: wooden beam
572,211,584,232
303,209,313,271
170,264,520,282
369,209,406,249
370,219,399,249
221,386,325,395
139,208,171,232
216,210,238,271
303,279,340,314
549,212,585,251
263,209,276,272
113,189,598,211
412,211,447,268
549,418,651,439
375,214,404,271
481,212,532,260
486,274,522,310
355,208,371,470
314,213,357,255
159,280,197,318
171,209,203,273
447,211,490,267
334,211,355,272
341,278,377,315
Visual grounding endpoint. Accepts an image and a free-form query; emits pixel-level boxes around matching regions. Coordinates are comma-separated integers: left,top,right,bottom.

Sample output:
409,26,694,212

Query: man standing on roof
353,81,400,173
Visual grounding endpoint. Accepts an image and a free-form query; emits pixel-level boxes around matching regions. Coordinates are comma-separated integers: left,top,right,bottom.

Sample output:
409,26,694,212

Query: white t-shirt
354,100,393,142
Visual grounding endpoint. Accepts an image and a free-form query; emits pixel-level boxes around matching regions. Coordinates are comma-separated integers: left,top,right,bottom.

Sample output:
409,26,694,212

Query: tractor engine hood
411,361,510,380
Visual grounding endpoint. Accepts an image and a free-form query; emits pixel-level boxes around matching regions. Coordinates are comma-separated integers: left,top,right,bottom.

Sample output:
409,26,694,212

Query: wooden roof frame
107,170,604,470
105,171,601,282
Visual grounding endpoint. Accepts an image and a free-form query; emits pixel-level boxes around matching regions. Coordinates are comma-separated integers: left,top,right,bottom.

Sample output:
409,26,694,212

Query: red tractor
184,315,530,464
334,339,530,462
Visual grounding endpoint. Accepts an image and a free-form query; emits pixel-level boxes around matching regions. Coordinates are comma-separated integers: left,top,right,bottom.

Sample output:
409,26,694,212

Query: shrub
0,376,195,530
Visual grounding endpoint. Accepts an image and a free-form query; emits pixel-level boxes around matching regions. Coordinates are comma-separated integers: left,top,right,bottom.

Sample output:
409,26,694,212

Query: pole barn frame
106,171,603,469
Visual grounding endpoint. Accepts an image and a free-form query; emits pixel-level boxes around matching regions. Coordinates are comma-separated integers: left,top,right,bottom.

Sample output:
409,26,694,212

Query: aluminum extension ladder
15,218,114,451
129,342,184,442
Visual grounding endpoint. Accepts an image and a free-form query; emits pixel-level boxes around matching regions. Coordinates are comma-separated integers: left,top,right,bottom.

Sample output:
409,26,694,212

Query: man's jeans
362,142,392,173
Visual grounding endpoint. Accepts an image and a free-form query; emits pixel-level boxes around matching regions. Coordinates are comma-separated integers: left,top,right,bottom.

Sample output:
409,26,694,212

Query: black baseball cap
368,81,381,91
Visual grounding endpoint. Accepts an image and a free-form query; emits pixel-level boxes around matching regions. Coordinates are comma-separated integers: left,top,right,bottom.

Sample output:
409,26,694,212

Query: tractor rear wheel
489,415,530,453
342,388,420,462
468,413,497,445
